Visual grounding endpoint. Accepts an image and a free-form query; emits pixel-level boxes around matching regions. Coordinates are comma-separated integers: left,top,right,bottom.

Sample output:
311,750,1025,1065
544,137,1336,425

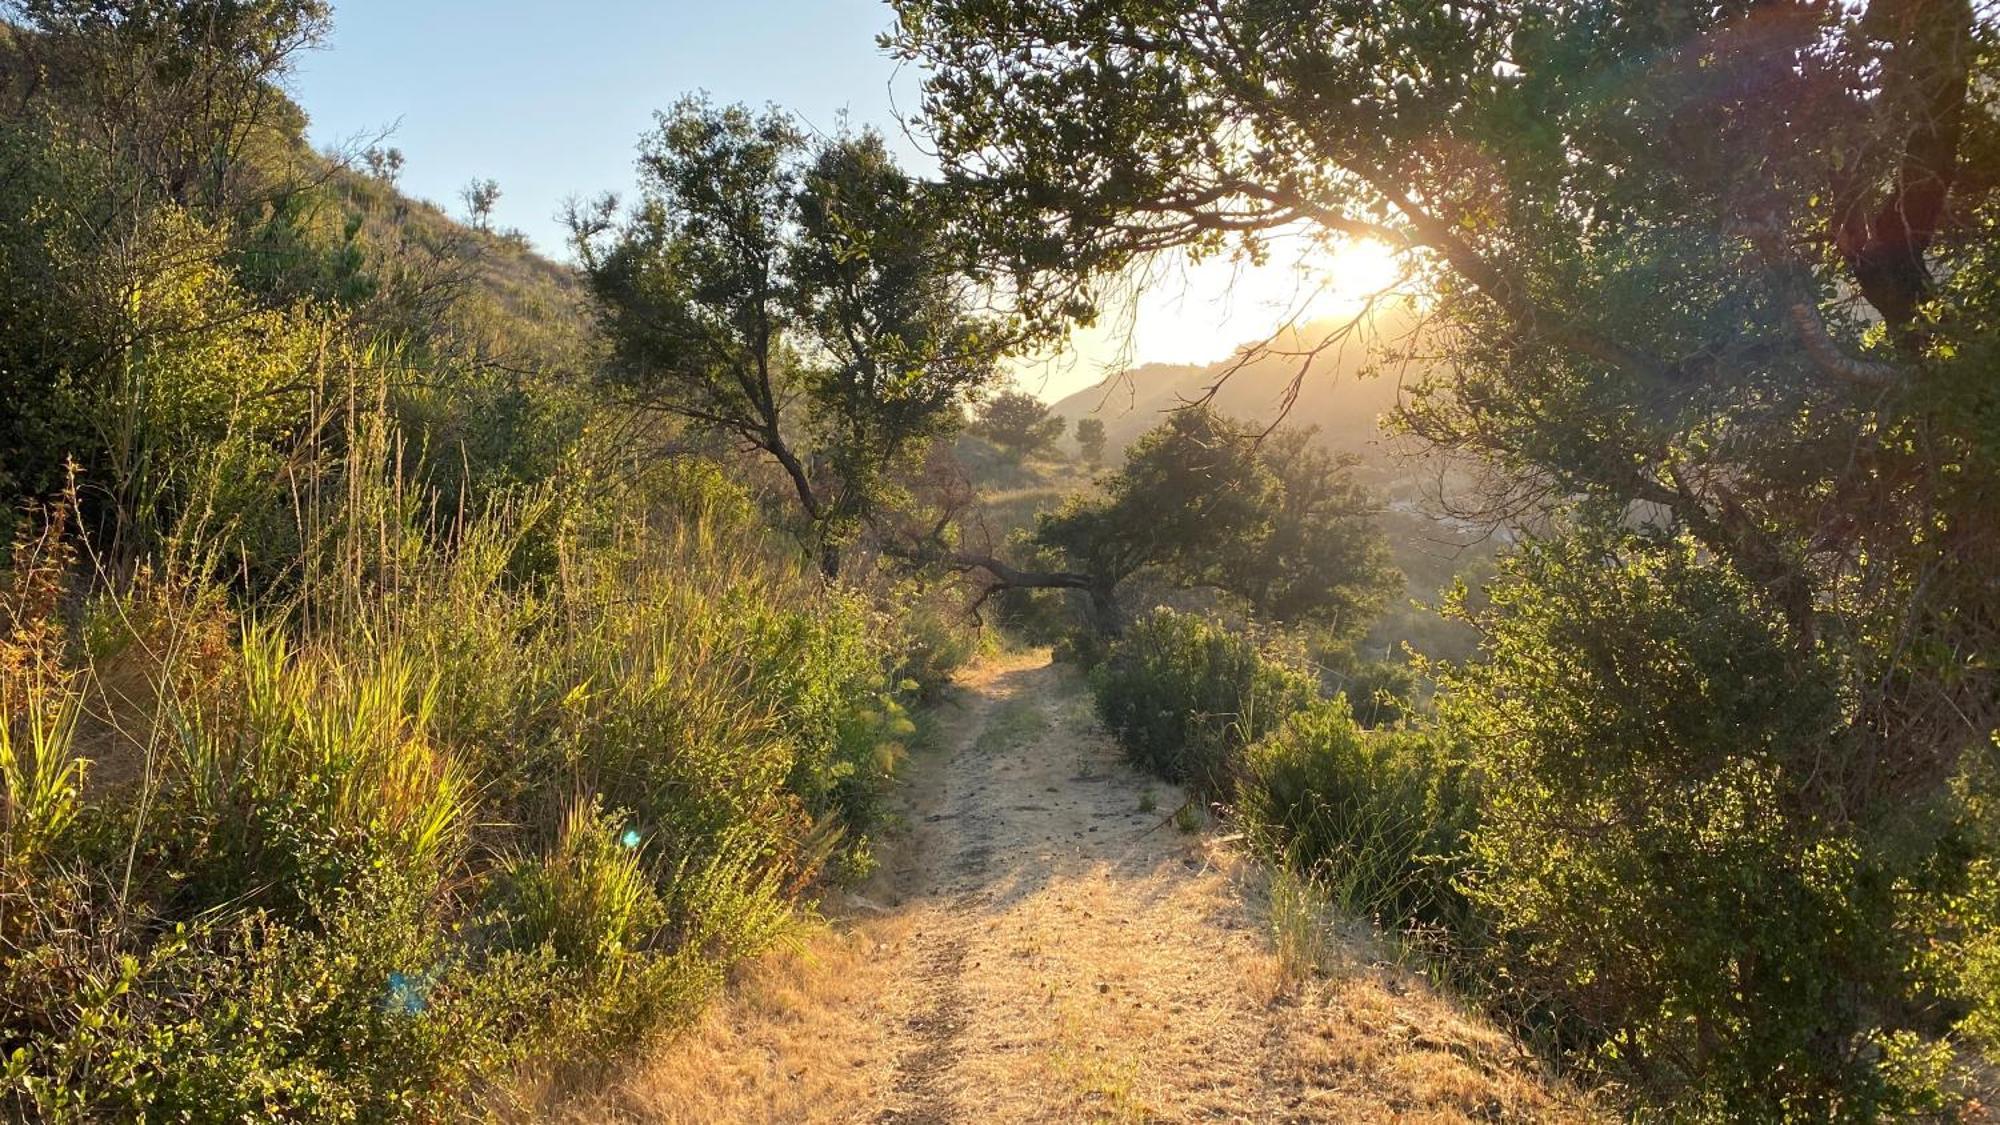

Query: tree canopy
890,0,1997,834
1073,416,1106,467
1036,408,1395,634
971,387,1065,455
571,97,1006,575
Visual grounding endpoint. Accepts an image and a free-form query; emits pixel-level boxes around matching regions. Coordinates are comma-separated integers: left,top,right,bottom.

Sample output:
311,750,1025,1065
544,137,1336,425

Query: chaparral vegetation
2,0,1996,1120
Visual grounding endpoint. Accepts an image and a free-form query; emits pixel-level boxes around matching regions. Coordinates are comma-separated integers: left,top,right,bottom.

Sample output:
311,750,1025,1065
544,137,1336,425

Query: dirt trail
557,652,1589,1124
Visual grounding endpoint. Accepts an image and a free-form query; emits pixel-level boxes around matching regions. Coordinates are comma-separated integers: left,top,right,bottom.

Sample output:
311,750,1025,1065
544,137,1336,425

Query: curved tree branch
1786,301,1901,389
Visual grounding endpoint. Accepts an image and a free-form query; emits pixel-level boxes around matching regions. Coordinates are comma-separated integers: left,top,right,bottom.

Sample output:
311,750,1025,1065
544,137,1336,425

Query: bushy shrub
1909,746,2000,1070
1443,531,1956,1117
991,583,1076,647
887,585,982,699
1239,700,1476,936
1091,608,1318,791
499,798,667,968
154,625,474,920
1305,635,1418,728
0,117,326,559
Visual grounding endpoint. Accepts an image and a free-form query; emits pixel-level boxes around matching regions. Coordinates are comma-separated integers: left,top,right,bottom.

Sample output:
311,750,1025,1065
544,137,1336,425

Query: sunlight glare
1013,235,1411,400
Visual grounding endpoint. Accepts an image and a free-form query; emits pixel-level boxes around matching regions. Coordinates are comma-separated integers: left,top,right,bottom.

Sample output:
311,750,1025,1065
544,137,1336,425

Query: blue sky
293,1,924,257
290,1,1380,398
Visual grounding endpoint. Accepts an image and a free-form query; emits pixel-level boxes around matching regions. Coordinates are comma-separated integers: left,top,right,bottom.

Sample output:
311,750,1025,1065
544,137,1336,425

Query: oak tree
572,98,1004,576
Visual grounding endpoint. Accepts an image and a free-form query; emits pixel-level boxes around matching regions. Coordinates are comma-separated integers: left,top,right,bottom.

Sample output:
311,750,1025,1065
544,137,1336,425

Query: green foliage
1038,407,1271,589
889,582,983,701
898,4,1999,1115
0,468,931,1117
0,101,588,569
971,388,1064,456
460,177,500,230
1038,408,1397,632
1247,430,1398,634
499,798,668,968
0,0,363,560
1073,416,1106,467
7,0,331,212
0,682,86,870
4,871,506,1122
1239,702,1475,937
1442,530,1955,1117
1909,744,2000,1070
0,122,312,550
1090,608,1318,792
0,13,971,1113
993,582,1078,649
1919,853,2000,1066
1314,645,1415,730
572,97,1004,573
158,624,474,919
792,132,1002,516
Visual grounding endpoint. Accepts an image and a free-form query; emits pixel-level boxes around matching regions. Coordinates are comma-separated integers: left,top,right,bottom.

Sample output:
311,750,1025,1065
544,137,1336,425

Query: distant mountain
1048,305,1424,487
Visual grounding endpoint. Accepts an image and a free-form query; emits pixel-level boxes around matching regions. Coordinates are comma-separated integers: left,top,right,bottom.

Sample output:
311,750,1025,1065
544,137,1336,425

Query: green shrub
0,682,86,871
1921,854,2000,1063
1090,608,1318,791
1049,606,1114,667
153,625,473,921
1444,531,1954,1117
1239,700,1476,937
499,798,668,968
1910,745,2000,1070
1,863,572,1123
1308,640,1416,729
888,584,982,699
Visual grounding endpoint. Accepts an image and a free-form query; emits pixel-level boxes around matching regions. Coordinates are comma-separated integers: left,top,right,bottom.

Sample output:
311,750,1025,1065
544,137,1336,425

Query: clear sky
292,1,923,249
290,1,1390,400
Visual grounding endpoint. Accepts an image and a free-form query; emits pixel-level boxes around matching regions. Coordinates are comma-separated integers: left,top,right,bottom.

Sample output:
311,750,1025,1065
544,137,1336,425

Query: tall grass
0,409,961,1119
0,686,85,869
1238,701,1476,939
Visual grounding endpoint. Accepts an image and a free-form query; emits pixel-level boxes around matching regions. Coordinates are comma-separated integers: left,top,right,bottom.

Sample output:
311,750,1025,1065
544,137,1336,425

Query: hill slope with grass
1046,310,1418,489
0,10,978,1117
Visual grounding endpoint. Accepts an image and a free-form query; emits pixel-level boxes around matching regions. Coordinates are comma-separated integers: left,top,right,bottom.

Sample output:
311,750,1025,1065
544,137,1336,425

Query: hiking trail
554,652,1588,1123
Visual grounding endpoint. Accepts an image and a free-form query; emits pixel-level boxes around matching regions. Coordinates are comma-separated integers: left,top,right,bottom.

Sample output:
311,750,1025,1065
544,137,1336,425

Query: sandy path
867,653,1290,1122
556,652,1589,1124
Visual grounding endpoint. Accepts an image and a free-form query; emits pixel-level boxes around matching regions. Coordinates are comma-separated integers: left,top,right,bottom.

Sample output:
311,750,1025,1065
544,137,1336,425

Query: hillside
1047,307,1421,493
0,14,974,1118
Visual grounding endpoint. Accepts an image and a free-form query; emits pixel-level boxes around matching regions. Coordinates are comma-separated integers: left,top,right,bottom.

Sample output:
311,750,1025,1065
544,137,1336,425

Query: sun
1191,234,1410,336
1158,234,1410,349
1011,233,1415,398
1316,236,1406,308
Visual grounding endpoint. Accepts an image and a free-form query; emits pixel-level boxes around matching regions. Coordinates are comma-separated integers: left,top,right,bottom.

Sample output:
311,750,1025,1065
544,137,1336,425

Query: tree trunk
1086,580,1122,637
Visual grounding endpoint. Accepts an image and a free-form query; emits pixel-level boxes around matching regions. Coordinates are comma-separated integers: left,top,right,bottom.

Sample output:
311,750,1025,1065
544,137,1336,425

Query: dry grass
549,910,913,1124
554,653,1598,1124
1262,966,1587,1122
